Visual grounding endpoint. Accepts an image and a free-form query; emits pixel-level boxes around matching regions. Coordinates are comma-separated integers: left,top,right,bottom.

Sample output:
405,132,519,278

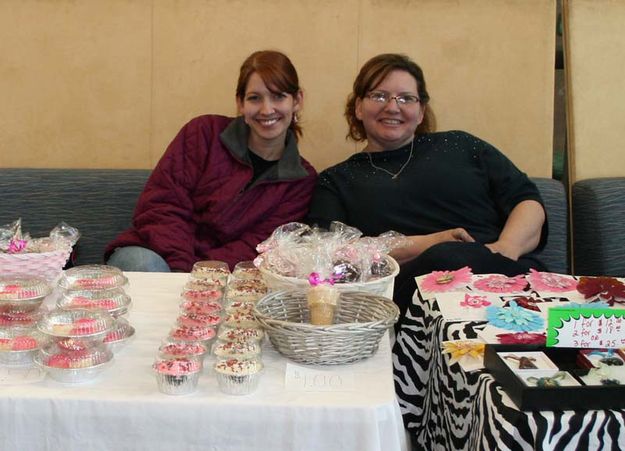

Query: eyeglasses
365,91,420,106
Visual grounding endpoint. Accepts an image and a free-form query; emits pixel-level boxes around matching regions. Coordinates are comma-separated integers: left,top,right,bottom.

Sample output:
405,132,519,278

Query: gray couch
0,170,569,273
572,177,625,276
0,168,150,266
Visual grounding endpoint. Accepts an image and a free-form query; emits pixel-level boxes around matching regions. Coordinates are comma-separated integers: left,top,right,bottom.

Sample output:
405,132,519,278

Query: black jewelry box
484,344,625,411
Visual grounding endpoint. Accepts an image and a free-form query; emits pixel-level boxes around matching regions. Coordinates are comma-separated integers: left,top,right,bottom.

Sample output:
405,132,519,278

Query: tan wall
0,0,555,176
565,0,625,182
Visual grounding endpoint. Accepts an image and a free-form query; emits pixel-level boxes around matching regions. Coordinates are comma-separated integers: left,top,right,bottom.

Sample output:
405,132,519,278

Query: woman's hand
390,228,475,264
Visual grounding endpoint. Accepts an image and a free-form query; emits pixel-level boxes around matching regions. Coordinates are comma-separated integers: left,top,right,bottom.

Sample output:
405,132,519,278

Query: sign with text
546,308,625,348
285,363,355,392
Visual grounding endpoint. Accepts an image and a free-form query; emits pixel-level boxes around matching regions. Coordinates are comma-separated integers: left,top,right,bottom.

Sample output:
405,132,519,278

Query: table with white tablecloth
0,272,407,451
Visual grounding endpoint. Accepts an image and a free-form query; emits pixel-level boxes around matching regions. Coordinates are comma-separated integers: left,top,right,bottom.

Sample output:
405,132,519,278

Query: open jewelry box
484,344,625,411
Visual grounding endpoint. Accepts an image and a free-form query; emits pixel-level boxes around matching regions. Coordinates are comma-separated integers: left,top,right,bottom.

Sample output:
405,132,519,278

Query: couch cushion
0,168,150,266
529,177,569,274
572,177,625,276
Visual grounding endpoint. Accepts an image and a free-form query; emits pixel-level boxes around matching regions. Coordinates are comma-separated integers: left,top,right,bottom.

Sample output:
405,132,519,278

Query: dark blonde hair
345,53,435,142
236,50,302,139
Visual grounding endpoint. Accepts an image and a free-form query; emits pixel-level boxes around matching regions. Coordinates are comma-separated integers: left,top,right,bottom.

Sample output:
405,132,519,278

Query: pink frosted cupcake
214,358,263,395
181,283,224,303
153,358,201,395
159,341,207,359
180,299,222,316
177,312,222,328
169,325,216,347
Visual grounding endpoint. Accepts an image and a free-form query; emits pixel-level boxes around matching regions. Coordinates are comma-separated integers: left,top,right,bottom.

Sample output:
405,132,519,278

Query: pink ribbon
308,272,335,286
7,239,27,254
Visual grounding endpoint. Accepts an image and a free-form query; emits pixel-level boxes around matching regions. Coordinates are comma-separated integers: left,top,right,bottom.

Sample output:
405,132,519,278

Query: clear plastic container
38,308,116,343
190,260,230,285
35,342,113,383
58,265,128,291
182,281,224,302
0,306,48,329
57,287,131,317
231,261,262,281
0,277,52,313
0,328,47,366
103,317,135,353
225,279,267,303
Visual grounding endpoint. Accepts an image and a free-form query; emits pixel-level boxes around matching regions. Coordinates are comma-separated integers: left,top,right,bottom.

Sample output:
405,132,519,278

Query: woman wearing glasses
105,50,317,272
307,53,546,315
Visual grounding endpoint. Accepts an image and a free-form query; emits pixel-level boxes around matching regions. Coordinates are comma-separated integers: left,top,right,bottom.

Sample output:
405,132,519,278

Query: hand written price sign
285,363,355,392
546,307,625,348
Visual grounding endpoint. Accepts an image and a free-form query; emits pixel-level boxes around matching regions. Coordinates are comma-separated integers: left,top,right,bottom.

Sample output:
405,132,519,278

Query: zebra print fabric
393,293,625,450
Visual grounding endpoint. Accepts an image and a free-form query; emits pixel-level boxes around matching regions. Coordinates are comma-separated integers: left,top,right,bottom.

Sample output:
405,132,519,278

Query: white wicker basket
0,248,72,281
253,290,399,365
258,256,399,298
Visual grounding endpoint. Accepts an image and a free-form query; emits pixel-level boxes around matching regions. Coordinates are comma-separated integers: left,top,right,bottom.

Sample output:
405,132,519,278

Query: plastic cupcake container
57,287,132,318
38,308,116,343
0,277,52,313
231,261,262,281
190,260,230,285
103,317,135,353
0,328,47,366
58,265,128,291
180,299,223,316
35,342,113,383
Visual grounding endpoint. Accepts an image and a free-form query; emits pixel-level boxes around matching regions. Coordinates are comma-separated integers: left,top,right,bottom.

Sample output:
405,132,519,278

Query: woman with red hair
106,50,317,272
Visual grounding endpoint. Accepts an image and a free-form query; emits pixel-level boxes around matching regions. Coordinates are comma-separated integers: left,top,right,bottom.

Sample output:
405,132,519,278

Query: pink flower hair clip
527,269,577,293
459,294,491,309
473,274,528,293
420,266,473,293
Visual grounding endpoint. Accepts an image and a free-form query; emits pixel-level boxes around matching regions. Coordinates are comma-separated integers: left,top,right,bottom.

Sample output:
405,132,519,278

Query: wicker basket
258,256,399,299
253,290,399,365
0,248,72,281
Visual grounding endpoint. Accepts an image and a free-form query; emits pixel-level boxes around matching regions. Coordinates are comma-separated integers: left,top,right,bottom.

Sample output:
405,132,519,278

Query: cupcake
190,261,230,285
223,310,259,328
217,325,264,343
153,358,201,395
212,340,261,360
180,299,222,316
159,341,207,359
177,312,222,328
226,279,267,303
214,358,263,395
223,300,255,314
169,325,216,347
232,261,262,281
181,284,224,303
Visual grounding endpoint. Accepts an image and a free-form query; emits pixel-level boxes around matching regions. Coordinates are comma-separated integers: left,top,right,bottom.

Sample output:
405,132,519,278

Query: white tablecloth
1,272,407,451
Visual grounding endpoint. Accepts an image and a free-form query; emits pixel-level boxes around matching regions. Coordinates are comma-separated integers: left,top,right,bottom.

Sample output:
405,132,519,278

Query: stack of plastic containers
33,265,134,383
0,277,50,367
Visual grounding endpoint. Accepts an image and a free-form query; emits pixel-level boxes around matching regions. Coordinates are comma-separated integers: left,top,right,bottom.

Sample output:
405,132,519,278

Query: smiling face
355,69,424,152
237,72,302,157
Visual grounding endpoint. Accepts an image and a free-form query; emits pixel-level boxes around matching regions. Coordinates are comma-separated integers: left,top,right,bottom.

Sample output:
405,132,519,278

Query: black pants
392,241,546,318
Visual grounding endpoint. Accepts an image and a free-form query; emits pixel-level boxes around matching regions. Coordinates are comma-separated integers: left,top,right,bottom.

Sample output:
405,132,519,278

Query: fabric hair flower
459,294,491,308
502,296,541,312
473,274,528,293
496,331,546,345
420,266,473,293
527,269,578,292
576,276,625,305
441,340,485,365
486,301,544,332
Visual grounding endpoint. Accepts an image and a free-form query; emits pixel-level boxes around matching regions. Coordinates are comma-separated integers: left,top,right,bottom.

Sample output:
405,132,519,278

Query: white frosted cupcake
153,357,201,395
217,325,264,343
212,339,261,360
214,358,263,395
226,279,267,303
223,310,259,328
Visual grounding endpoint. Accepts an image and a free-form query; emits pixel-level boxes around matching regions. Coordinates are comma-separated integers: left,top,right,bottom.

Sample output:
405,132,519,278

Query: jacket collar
220,116,309,181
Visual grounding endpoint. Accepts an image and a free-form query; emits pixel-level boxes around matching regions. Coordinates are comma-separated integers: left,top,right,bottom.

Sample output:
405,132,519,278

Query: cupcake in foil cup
190,260,230,285
225,279,267,303
223,299,255,314
158,341,207,369
217,325,264,343
214,358,263,395
168,325,216,348
153,357,201,395
231,261,263,281
212,339,261,360
180,299,223,316
223,309,259,328
181,282,224,303
176,312,222,329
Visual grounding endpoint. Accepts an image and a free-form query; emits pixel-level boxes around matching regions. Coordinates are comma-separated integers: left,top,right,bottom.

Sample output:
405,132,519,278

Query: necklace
365,138,414,179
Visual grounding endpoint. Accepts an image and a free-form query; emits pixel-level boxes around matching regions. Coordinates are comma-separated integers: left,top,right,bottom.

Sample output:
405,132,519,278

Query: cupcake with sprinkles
214,357,263,395
217,325,264,343
153,357,201,395
169,325,216,347
212,339,261,360
180,299,222,316
176,312,222,328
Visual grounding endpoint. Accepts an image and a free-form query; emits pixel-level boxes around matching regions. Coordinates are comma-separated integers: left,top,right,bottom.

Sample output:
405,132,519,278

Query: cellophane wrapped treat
254,221,405,285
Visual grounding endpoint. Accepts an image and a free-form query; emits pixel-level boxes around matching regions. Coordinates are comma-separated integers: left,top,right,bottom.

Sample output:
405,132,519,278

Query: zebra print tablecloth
393,294,625,450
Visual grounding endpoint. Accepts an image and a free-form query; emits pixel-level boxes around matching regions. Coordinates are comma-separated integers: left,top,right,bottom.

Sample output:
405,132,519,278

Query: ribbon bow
308,272,335,286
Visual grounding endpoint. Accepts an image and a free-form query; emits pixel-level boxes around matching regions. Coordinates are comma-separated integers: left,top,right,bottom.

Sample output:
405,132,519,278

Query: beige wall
0,0,555,176
565,0,625,182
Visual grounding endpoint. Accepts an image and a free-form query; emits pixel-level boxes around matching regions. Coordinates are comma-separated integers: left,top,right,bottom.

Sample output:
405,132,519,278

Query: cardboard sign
546,308,625,348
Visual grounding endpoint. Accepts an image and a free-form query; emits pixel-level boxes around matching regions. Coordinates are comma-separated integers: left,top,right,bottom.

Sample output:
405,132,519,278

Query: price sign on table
285,363,355,392
546,307,625,348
